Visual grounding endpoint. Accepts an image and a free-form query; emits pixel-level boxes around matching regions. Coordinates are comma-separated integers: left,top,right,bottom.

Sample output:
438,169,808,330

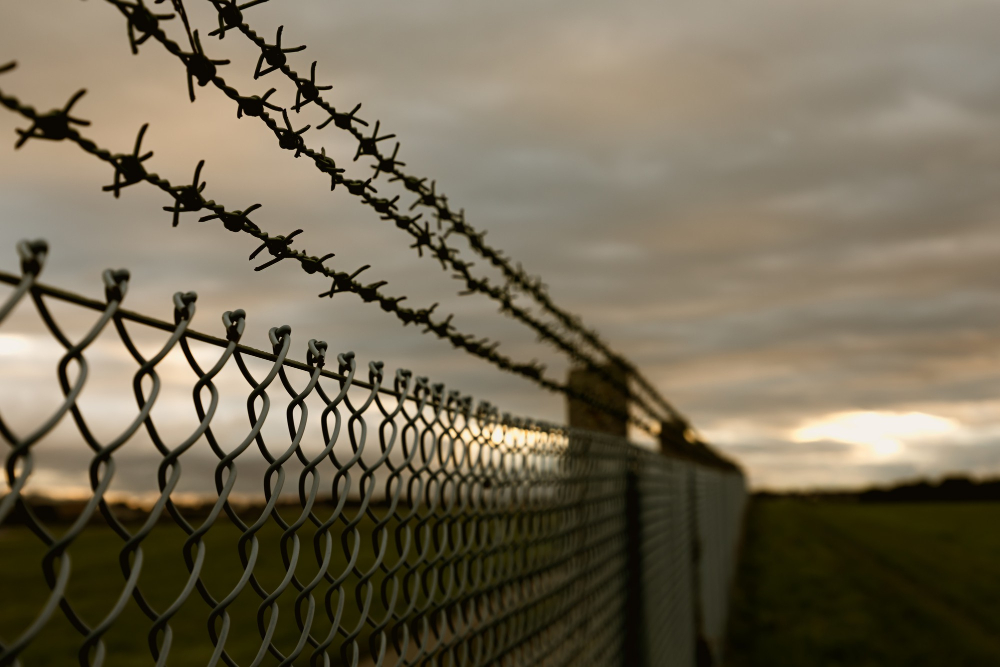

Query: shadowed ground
726,499,1000,667
0,513,386,666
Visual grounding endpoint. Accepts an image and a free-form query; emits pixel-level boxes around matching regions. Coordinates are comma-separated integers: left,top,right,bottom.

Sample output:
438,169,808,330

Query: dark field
726,500,1000,667
0,513,387,666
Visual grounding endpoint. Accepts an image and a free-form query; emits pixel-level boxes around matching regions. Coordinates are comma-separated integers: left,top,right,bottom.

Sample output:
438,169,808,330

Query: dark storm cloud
3,0,1000,489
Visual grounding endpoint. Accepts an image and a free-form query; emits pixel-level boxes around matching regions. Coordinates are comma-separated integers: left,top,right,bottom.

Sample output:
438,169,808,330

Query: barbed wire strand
0,75,658,436
197,0,683,422
102,0,653,421
96,0,682,430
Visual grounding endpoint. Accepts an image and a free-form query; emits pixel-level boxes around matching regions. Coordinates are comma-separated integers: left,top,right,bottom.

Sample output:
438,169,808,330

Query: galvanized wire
0,241,745,667
0,76,659,436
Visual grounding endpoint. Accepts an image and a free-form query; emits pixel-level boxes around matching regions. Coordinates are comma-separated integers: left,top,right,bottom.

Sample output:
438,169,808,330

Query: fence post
688,467,715,667
564,368,740,666
566,365,640,665
660,420,738,667
566,363,630,436
624,464,648,667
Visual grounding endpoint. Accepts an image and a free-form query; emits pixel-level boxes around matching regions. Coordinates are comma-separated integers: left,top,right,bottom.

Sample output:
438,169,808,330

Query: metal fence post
624,464,648,667
689,468,715,667
567,363,630,437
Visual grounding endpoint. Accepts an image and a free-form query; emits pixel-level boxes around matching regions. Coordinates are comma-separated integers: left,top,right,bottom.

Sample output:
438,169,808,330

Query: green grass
726,499,1000,667
0,512,389,666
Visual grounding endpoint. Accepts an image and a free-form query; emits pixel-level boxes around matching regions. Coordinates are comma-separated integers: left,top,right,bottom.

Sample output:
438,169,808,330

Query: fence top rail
0,255,575,437
0,267,384,398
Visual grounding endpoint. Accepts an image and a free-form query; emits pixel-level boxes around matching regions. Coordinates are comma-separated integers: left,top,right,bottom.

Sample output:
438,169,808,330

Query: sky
2,0,1000,491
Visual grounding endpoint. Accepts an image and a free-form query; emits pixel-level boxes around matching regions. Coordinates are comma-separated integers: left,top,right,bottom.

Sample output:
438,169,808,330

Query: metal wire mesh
0,241,745,667
693,469,748,664
636,459,696,667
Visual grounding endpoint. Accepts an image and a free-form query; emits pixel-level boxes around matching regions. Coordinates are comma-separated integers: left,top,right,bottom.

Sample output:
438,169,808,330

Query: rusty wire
91,0,684,430
0,75,659,436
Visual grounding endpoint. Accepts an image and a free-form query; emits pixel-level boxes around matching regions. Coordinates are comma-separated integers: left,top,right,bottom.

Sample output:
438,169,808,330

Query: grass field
726,499,1000,667
0,514,387,666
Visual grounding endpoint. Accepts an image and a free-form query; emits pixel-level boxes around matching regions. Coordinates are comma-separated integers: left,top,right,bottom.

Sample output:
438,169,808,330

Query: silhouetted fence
0,4,748,665
0,0,694,437
0,242,746,666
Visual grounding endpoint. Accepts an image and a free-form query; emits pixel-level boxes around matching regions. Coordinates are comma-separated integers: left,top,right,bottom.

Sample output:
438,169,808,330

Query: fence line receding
0,242,746,667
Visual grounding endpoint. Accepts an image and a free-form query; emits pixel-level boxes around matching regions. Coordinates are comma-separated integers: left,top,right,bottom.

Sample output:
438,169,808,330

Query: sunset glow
791,411,959,457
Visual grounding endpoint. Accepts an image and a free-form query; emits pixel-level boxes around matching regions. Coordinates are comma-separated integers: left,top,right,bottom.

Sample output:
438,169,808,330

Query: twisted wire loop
84,0,679,431
0,240,747,667
0,79,654,438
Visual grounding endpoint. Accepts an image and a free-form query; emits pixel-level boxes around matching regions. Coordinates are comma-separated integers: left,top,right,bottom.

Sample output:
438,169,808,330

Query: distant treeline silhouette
756,475,1000,503
858,476,1000,503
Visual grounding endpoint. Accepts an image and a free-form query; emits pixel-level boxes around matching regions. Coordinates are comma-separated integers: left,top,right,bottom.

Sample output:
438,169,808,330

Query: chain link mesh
0,241,745,667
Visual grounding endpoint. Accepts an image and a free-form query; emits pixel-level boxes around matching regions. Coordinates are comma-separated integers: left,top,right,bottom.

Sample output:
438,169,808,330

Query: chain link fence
0,242,746,667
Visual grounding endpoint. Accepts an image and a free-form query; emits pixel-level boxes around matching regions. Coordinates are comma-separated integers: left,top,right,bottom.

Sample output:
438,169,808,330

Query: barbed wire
196,0,684,422
0,73,659,436
94,0,682,430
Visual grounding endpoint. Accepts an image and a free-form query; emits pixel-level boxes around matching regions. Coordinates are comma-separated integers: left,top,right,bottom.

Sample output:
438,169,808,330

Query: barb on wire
312,147,345,190
367,194,399,215
408,219,433,257
14,89,89,148
247,228,302,271
102,123,153,198
180,30,230,101
199,202,262,232
115,0,175,54
275,108,309,157
315,101,367,130
293,61,332,112
207,0,267,39
353,120,395,161
236,87,280,118
371,142,403,179
318,264,368,298
430,238,456,271
343,177,376,196
254,25,304,79
409,180,438,212
161,159,207,226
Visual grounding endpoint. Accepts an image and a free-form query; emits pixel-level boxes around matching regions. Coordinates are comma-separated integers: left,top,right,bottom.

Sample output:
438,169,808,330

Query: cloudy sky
2,0,1000,490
